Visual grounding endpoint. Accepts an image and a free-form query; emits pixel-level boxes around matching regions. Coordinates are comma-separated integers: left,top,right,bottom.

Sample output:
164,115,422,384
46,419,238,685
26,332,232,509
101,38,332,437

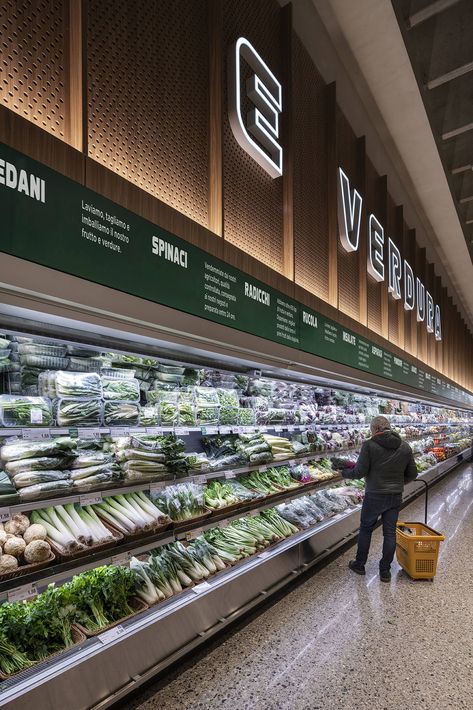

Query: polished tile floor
120,463,473,710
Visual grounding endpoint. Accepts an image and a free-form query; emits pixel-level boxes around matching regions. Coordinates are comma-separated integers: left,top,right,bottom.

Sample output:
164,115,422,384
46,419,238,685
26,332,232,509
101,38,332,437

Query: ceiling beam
426,60,473,90
407,0,463,28
442,122,473,141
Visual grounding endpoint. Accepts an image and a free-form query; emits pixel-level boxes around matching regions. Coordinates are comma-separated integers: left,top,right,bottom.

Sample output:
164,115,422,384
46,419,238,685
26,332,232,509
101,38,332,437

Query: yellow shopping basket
396,481,445,580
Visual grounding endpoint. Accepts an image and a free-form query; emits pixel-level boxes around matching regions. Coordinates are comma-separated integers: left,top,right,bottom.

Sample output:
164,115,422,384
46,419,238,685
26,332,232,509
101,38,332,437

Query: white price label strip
274,426,283,432
110,427,129,438
185,527,203,541
218,519,229,529
249,509,259,517
80,493,102,507
220,426,231,434
175,427,189,436
78,428,101,439
8,583,37,603
258,551,270,560
98,625,126,645
193,475,207,485
192,581,211,595
22,428,50,440
146,427,163,435
0,507,10,523
111,552,131,567
224,470,236,479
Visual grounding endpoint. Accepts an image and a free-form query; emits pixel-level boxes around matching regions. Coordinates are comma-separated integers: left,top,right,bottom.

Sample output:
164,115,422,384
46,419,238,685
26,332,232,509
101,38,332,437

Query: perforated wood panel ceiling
365,159,383,335
292,35,329,302
87,0,209,228
337,109,360,320
222,0,284,272
0,0,67,139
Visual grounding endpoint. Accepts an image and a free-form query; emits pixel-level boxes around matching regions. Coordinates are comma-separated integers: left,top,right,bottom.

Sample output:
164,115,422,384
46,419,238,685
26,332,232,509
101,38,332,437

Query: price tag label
149,481,167,495
110,427,128,438
69,427,79,439
80,492,102,507
274,426,283,432
146,427,163,435
133,428,146,434
258,551,270,560
259,465,268,472
98,625,126,645
111,551,131,567
224,470,236,479
22,428,50,440
192,581,211,595
53,428,69,436
8,583,37,603
249,509,259,517
185,527,203,541
218,519,229,528
219,426,232,434
287,426,295,432
0,507,10,523
78,428,101,439
30,408,44,424
193,475,207,485
175,427,189,436
201,426,219,435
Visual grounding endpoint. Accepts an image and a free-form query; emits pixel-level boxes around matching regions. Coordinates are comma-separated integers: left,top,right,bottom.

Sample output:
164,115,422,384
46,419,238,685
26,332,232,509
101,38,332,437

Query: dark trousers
356,492,403,571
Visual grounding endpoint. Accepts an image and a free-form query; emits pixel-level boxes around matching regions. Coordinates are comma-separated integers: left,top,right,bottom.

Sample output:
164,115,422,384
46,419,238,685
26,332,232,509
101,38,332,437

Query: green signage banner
1,142,471,408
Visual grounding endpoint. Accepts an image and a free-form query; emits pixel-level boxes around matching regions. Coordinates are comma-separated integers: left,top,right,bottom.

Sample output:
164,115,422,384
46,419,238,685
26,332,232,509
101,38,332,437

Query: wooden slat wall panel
365,159,383,336
386,194,399,347
0,0,69,142
292,34,329,301
87,0,210,228
222,0,284,272
336,108,360,320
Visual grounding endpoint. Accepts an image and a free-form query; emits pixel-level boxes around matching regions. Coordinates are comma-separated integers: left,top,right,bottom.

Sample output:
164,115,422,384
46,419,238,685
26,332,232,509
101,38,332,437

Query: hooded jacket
344,429,417,494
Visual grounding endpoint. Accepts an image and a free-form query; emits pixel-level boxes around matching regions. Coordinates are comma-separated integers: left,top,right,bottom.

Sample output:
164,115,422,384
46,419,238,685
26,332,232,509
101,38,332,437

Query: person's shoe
379,569,391,583
348,560,366,575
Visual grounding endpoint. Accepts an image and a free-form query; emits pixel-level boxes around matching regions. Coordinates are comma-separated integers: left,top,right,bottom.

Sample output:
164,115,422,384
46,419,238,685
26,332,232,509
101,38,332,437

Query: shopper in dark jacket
343,415,417,582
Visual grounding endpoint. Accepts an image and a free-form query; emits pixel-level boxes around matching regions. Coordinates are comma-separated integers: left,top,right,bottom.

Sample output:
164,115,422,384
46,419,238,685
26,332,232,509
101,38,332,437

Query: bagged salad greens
0,396,53,427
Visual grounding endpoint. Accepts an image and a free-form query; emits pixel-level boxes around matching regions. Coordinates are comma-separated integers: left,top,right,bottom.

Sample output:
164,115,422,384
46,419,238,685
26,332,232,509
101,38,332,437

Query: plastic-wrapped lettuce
1,437,77,462
55,371,102,398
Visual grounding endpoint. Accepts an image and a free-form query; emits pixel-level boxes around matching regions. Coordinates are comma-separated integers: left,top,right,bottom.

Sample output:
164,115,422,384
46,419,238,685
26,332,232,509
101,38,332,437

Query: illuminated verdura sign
337,167,442,341
228,37,283,178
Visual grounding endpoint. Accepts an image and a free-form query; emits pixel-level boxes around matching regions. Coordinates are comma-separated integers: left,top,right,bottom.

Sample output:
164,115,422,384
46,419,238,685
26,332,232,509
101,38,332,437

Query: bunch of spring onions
204,510,298,563
131,539,226,604
31,504,115,552
92,491,170,534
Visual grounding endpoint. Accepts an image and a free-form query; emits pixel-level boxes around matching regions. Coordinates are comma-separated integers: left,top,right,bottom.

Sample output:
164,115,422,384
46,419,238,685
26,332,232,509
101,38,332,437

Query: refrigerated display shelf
0,448,468,710
0,474,343,599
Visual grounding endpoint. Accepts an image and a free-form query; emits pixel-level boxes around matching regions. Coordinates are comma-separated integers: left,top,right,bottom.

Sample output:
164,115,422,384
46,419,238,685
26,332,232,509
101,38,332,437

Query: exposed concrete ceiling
284,0,473,330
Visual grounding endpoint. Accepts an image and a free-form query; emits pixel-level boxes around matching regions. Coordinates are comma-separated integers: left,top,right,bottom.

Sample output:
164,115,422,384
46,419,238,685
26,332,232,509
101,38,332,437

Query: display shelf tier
0,449,468,710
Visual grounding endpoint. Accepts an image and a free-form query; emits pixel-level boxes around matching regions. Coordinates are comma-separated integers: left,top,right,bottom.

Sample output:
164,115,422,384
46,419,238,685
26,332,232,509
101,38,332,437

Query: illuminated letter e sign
228,37,283,178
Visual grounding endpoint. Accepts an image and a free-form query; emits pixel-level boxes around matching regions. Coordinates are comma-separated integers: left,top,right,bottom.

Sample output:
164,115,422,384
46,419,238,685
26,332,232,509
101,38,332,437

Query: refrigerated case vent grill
0,0,66,138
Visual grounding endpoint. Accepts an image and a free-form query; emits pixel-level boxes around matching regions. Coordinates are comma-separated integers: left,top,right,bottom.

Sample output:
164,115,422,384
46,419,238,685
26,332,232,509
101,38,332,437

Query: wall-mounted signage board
1,143,471,407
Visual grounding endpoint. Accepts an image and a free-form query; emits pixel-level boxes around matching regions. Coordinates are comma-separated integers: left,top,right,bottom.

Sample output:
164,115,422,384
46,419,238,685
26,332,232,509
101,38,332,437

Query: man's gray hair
370,415,391,435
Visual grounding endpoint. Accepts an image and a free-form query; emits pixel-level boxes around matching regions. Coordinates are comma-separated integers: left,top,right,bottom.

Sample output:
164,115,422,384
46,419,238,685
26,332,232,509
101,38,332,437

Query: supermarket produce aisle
120,463,473,710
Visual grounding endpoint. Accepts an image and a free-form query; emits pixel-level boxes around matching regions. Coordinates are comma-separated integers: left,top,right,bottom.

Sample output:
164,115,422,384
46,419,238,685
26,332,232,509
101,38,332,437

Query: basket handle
414,478,429,524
